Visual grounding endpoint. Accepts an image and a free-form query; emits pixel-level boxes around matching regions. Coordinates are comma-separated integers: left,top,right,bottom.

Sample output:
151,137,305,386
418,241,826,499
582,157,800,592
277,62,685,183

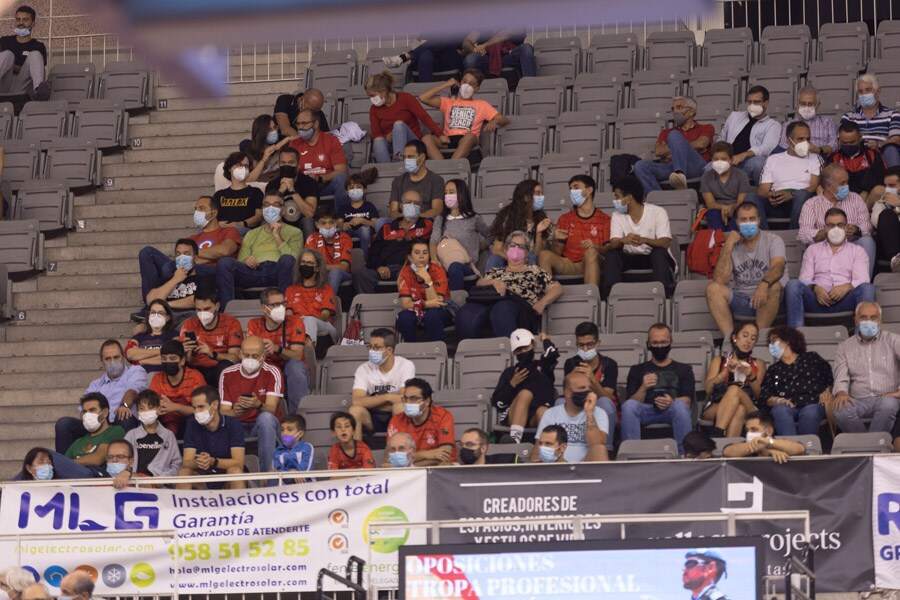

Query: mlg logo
17,492,160,531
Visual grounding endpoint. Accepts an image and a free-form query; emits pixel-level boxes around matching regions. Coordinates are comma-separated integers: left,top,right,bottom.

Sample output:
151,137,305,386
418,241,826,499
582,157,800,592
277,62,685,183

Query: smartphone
184,331,197,342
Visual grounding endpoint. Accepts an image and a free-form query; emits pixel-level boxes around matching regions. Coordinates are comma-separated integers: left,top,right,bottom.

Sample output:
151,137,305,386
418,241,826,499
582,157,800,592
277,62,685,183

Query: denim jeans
373,122,420,163
455,299,523,340
620,398,692,453
632,131,709,193
411,41,463,82
704,208,739,231
137,247,218,302
462,43,536,77
283,359,310,413
446,262,475,290
327,268,353,294
245,412,280,472
396,307,453,342
216,255,296,307
743,189,813,229
320,173,350,214
834,395,900,433
784,279,876,327
854,236,877,279
881,143,900,168
771,402,824,436
349,225,375,261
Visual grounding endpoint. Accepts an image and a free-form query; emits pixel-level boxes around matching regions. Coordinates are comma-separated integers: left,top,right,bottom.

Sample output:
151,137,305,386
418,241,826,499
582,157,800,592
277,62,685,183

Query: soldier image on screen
682,549,729,600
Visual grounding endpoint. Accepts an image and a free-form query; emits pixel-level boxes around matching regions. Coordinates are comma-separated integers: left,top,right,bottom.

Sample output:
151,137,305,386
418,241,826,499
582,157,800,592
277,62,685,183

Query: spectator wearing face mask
148,339,207,437
305,204,353,294
180,288,243,386
396,240,454,342
288,108,351,212
145,239,216,324
430,178,490,290
723,411,806,463
487,179,551,268
700,141,753,231
385,140,445,223
384,432,417,468
339,171,380,260
54,340,146,454
870,166,900,269
841,74,900,168
105,439,140,489
125,299,180,374
64,392,126,476
825,121,886,208
533,372,610,462
562,321,618,444
244,114,292,184
177,386,246,490
366,70,442,164
779,86,838,158
0,5,49,99
286,248,339,343
386,378,456,466
457,427,522,465
716,86,781,184
533,425,568,464
213,152,264,234
702,321,765,438
266,147,320,239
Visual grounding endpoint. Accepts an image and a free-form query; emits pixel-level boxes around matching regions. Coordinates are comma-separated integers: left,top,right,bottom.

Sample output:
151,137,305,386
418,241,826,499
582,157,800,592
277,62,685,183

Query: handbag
340,304,365,346
436,237,481,277
466,285,505,304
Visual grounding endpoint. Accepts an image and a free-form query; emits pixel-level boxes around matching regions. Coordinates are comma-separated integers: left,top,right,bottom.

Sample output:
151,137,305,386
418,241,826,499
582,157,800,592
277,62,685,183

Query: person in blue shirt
273,413,314,476
177,386,246,490
339,172,380,260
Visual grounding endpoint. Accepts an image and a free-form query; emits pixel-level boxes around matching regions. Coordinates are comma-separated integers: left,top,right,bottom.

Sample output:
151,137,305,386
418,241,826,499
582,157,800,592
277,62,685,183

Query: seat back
645,31,696,74
797,325,848,364
689,68,741,116
514,75,567,116
42,137,101,189
306,50,358,96
395,341,448,390
606,282,665,333
402,82,448,124
472,196,508,229
318,346,368,395
0,219,42,275
807,70,856,115
817,22,869,69
445,403,489,433
297,394,353,447
349,293,401,339
13,179,73,232
433,389,491,434
875,20,900,59
362,173,395,218
98,61,151,110
534,36,582,84
48,62,96,108
539,153,594,204
554,110,607,156
831,432,893,454
702,28,754,72
616,438,679,460
572,73,623,120
475,156,532,199
875,272,900,322
496,115,550,163
73,99,127,149
1,140,40,191
760,24,812,69
485,442,532,461
672,280,719,333
748,65,800,116
0,101,14,139
453,337,512,389
670,330,715,393
363,46,409,85
613,108,667,159
18,100,68,143
782,434,823,456
629,71,683,111
341,89,374,134
426,158,471,186
543,284,601,335
588,33,640,78
769,230,803,279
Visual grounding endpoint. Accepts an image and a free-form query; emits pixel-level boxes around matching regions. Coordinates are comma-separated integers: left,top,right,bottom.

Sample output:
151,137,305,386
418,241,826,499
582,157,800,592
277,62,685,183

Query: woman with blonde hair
366,70,443,163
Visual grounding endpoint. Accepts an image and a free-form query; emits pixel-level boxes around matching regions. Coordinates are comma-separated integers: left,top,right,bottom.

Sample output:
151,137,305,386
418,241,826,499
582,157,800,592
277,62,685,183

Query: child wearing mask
123,390,183,479
273,413,314,476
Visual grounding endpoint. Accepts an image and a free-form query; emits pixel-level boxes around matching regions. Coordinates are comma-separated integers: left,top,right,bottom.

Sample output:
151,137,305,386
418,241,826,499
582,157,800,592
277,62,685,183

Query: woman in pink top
366,71,443,163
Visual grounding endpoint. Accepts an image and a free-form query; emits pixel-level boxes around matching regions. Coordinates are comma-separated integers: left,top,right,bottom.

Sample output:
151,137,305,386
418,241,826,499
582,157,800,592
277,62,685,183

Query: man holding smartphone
180,288,243,386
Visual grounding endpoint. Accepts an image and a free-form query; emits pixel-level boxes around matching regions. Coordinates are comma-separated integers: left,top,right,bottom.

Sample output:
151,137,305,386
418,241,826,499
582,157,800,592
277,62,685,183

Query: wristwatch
767,437,775,446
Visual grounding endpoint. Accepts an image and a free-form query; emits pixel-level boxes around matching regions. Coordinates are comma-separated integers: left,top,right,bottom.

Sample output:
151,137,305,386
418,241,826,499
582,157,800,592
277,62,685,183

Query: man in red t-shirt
633,96,715,193
218,335,282,471
148,339,207,436
538,174,611,286
386,377,456,466
306,205,353,292
289,108,350,212
245,287,309,413
180,288,243,385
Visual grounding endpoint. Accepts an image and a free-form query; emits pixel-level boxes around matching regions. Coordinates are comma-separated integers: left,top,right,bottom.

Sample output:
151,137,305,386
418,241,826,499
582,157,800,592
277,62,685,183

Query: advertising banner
873,455,900,589
427,457,874,592
0,471,427,595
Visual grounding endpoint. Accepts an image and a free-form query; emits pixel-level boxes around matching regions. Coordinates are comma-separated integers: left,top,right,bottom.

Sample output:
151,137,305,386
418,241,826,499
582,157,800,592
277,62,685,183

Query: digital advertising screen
400,537,765,600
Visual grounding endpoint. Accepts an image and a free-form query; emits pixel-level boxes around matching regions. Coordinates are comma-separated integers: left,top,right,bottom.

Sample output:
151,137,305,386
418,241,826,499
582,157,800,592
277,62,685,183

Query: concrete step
94,187,210,205
12,288,136,310
101,153,126,165
0,337,112,358
126,132,245,151
129,119,250,137
0,370,102,390
155,80,296,100
123,146,233,163
157,93,284,111
0,421,56,439
36,272,140,291
105,174,214,191
150,106,269,124
47,243,166,261
1,403,73,424
77,214,191,232
0,387,81,407
46,258,137,275
11,306,137,325
4,321,135,342
102,159,221,178
76,200,193,219
67,227,196,246
2,353,107,371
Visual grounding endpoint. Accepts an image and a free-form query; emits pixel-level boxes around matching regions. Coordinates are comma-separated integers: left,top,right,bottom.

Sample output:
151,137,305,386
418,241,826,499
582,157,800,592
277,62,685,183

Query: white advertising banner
873,455,900,589
0,471,427,594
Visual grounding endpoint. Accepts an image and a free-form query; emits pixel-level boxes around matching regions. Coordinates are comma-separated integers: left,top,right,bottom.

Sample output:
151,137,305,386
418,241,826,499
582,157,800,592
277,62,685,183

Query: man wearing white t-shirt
745,122,821,229
349,328,416,440
600,177,676,298
532,372,609,462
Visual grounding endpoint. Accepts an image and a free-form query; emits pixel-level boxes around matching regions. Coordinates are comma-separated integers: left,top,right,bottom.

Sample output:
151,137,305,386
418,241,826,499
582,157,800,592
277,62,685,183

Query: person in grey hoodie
123,389,182,481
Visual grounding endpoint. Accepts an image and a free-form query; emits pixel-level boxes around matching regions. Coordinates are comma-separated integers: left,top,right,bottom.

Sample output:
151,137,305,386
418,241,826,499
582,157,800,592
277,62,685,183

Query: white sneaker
382,55,404,68
668,171,688,190
891,253,900,273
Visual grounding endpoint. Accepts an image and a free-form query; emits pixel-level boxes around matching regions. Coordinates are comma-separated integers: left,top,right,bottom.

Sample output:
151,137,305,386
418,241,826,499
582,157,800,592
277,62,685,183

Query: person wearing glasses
386,378,456,466
457,428,521,465
682,549,730,600
562,321,618,434
287,108,350,212
105,439,136,489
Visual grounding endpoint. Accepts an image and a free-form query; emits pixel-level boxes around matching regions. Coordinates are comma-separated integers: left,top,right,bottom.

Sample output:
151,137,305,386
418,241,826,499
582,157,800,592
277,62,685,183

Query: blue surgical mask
175,254,193,271
266,130,280,144
34,464,53,480
106,462,128,477
404,158,419,173
402,203,421,220
859,93,876,109
739,222,759,238
835,184,850,201
404,403,422,418
577,348,597,361
13,27,30,37
297,127,315,140
859,320,879,338
348,188,365,201
612,199,628,214
369,350,385,365
263,206,282,224
570,189,586,206
768,342,785,361
532,195,545,210
193,210,210,228
389,451,410,468
539,446,559,463
318,226,337,238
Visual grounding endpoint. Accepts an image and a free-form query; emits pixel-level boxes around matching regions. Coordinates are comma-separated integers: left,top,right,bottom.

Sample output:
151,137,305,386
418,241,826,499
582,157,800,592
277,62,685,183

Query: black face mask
839,144,861,158
279,165,298,179
571,390,589,408
516,350,534,365
298,265,316,280
648,344,671,361
733,347,752,360
161,361,181,376
458,447,480,465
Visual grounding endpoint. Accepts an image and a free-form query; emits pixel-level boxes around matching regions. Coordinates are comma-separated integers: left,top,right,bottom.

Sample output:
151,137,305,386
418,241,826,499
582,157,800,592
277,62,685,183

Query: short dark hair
330,411,356,430
81,392,109,411
108,438,135,458
198,194,218,212
409,239,430,253
463,427,489,446
746,85,769,101
767,325,807,354
838,120,861,135
613,176,644,204
710,140,734,158
746,410,774,430
282,413,307,429
175,238,199,255
195,287,219,304
259,286,283,304
885,165,900,181
730,321,758,345
648,322,672,336
575,321,599,339
542,424,568,445
147,299,175,332
404,139,427,157
16,5,36,20
135,389,161,410
279,146,300,161
682,430,716,457
223,152,249,181
370,327,396,348
314,204,336,221
461,68,484,86
824,207,848,221
100,339,123,357
737,202,759,217
404,377,433,401
191,385,220,407
569,174,596,191
785,121,810,140
160,339,186,359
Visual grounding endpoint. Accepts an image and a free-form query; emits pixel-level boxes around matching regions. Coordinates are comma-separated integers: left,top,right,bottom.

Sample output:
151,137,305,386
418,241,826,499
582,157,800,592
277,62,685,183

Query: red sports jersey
387,405,457,462
305,231,353,266
218,362,284,424
380,218,434,241
180,313,244,368
397,263,450,301
557,208,611,262
191,227,242,263
289,132,346,175
246,315,307,369
328,441,377,470
285,284,337,320
149,368,207,433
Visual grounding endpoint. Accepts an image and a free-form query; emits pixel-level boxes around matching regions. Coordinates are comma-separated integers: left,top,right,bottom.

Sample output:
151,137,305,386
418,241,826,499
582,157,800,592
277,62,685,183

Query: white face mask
148,313,167,330
232,166,249,182
269,305,286,323
242,357,261,374
459,83,475,100
711,160,731,175
798,106,816,120
83,412,102,432
793,140,810,157
195,409,213,426
370,95,385,107
197,310,215,326
827,226,847,245
747,103,764,118
138,410,158,425
745,430,764,443
885,187,898,197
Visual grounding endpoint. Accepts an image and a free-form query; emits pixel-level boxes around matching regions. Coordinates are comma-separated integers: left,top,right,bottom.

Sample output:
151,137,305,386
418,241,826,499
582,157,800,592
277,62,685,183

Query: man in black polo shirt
266,147,319,237
457,428,521,465
0,5,48,99
176,386,246,489
273,87,329,137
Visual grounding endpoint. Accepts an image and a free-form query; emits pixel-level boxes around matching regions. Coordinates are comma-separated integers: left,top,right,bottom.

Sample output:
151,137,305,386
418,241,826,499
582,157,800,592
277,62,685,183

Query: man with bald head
218,335,282,471
20,583,52,600
273,87,329,137
531,372,610,462
288,107,350,212
58,572,93,600
384,432,417,468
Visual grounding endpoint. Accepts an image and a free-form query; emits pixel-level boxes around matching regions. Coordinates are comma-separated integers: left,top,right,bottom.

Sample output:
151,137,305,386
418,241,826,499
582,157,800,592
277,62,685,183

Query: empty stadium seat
807,67,856,116
349,294,401,339
495,114,551,163
0,101,14,139
539,153,594,203
554,110,608,156
874,272,900,322
306,50,358,96
712,437,745,456
645,30,696,73
475,156,532,199
73,99,127,150
606,281,665,333
672,280,719,333
616,438,679,460
98,61,152,111
362,46,409,85
543,283,601,335
402,81,448,124
769,230,803,279
360,172,396,218
646,188,699,211
298,394,353,447
701,28,754,72
341,87,373,134
425,158,471,185
472,196,509,228
534,36,583,84
611,108,667,159
223,299,259,330
318,345,368,395
42,137,102,189
572,72,624,120
760,24,812,70
48,62,96,109
453,337,512,389
783,434,823,456
18,100,68,143
830,432,893,454
796,325,848,364
514,75,567,116
432,389,490,432
875,20,900,59
664,204,694,251
748,64,800,116
12,179,74,233
670,330,715,392
485,442,532,461
0,218,43,276
588,32,640,78
1,140,39,190
817,22,869,69
629,70,684,111
395,341,448,390
689,67,741,118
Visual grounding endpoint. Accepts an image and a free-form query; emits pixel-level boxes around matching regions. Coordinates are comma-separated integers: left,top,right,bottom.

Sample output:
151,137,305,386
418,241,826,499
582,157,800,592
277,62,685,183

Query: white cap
510,328,535,351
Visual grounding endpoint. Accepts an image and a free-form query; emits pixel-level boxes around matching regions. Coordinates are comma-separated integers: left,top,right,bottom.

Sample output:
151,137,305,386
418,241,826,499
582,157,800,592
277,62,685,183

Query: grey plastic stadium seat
588,32,640,78
701,28,754,72
0,263,10,320
471,196,508,228
646,189,699,211
42,137,102,189
534,36,583,85
796,325,848,364
1,140,40,191
48,62,96,110
98,61,152,111
0,218,43,276
305,50,358,96
712,437,745,457
769,230,803,279
73,99,127,150
875,20,900,59
782,434,823,456
453,337,512,389
543,283,600,336
485,442,532,461
433,389,490,431
13,179,74,232
870,68,900,111
18,100,68,143
606,282,665,333
572,72,624,120
663,203,695,248
629,70,683,111
425,158,471,186
554,110,607,156
446,403,489,433
318,346,368,395
223,299,259,330
611,108,667,159
672,280,719,333
474,85,510,116
760,24,812,69
0,101,14,139
244,454,260,476
689,67,741,117
875,272,900,323
395,341,448,390
402,81,448,124
539,153,594,205
495,114,550,164
363,47,409,86
817,22,869,69
616,438,679,460
359,174,393,219
748,64,800,117
807,68,856,116
349,294,401,339
475,156,532,198
514,75,567,116
298,394,352,447
830,432,893,455
341,88,373,133
645,31,696,74
670,330,715,392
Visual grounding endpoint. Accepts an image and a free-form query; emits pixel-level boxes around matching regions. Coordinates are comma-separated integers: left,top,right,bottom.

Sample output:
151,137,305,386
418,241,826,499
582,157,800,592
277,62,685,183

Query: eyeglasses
684,559,710,569
368,344,387,351
402,396,424,403
106,455,131,462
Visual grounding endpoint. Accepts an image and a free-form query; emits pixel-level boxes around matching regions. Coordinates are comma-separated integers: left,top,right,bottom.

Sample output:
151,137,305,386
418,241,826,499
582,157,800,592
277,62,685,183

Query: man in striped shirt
797,164,875,278
840,74,900,168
